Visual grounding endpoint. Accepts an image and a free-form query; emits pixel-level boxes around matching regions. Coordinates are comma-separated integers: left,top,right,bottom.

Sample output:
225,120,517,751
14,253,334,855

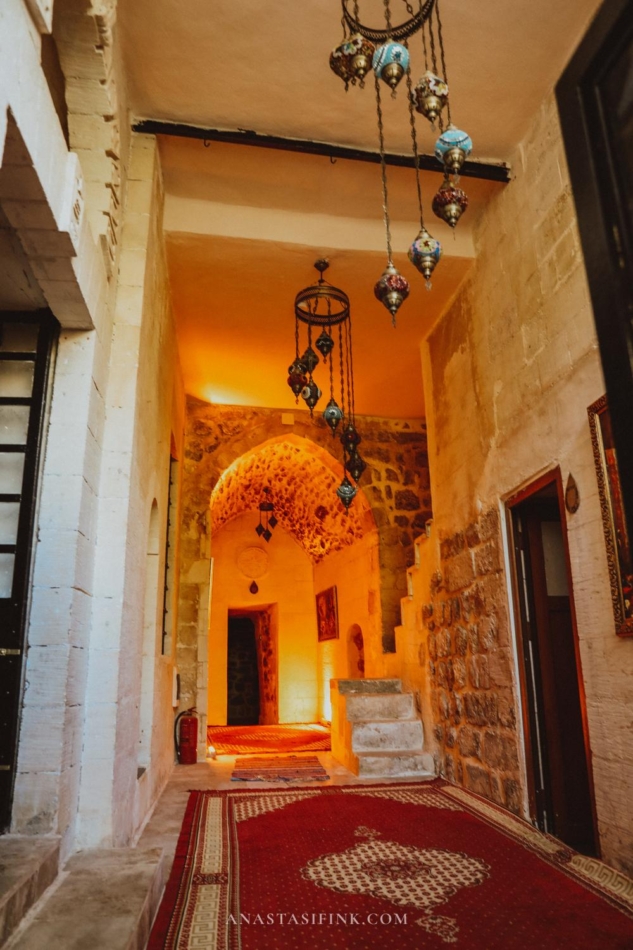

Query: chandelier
329,0,472,324
287,259,365,511
255,487,277,542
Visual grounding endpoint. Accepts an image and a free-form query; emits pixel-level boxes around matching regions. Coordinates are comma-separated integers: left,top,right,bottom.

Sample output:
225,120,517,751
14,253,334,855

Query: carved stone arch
210,435,376,562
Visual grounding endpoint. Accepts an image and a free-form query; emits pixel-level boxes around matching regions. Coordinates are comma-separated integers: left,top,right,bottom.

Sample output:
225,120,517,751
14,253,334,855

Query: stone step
335,678,402,695
346,692,415,722
352,720,424,753
356,751,435,778
5,848,164,950
0,837,60,948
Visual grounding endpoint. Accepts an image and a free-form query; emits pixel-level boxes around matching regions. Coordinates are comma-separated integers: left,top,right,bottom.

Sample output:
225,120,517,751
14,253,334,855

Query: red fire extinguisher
175,708,198,764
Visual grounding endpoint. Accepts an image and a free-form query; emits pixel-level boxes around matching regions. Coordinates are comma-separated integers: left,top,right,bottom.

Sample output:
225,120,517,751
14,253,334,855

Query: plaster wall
402,93,633,872
313,531,382,721
208,513,319,726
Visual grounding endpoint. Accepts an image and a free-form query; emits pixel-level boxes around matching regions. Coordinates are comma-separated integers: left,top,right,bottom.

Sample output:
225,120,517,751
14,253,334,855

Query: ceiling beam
132,120,511,184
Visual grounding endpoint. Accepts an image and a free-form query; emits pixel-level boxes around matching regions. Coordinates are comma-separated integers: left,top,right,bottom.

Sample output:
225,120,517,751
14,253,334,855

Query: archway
206,437,380,734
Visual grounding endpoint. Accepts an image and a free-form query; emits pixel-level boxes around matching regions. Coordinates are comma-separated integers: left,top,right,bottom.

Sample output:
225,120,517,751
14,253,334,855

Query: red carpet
207,723,331,754
231,755,329,783
147,780,633,949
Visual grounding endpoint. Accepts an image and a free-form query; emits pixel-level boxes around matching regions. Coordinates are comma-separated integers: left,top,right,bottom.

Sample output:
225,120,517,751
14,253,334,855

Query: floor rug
147,780,633,949
207,724,331,755
231,755,329,783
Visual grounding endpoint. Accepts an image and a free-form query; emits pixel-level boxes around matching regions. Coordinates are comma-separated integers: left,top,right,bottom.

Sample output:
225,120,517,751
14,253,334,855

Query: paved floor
139,752,431,869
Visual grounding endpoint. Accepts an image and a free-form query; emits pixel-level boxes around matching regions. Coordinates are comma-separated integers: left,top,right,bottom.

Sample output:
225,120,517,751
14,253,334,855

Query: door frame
556,0,633,546
504,466,599,851
0,310,57,830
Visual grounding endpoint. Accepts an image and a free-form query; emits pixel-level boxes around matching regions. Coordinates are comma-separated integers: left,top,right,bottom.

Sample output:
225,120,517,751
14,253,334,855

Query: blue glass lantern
372,42,410,91
434,125,473,177
408,228,442,288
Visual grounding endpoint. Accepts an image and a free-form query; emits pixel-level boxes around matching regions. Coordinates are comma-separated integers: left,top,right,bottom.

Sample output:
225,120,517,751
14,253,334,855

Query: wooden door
511,480,597,854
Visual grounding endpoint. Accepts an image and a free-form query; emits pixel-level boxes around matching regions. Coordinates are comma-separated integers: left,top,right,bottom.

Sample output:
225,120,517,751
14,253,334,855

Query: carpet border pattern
147,779,633,949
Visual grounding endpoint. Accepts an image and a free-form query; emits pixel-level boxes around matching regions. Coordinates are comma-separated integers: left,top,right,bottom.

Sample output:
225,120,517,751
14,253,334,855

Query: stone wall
400,91,633,872
178,401,431,745
423,508,522,813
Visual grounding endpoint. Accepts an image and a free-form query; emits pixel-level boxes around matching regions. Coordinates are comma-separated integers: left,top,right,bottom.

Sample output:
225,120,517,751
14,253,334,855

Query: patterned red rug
147,780,633,949
231,755,329,783
207,724,331,755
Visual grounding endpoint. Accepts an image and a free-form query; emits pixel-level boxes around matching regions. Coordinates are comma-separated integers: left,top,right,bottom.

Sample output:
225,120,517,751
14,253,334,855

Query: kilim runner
147,780,633,949
207,724,331,755
231,755,329,783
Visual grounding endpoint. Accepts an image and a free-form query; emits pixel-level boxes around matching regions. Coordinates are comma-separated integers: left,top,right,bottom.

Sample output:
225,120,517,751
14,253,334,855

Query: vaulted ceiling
118,0,603,418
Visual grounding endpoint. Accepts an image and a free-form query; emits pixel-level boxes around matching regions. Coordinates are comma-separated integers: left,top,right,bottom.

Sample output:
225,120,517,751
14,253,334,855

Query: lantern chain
383,0,392,34
374,75,394,265
434,0,452,125
338,322,346,419
405,51,425,230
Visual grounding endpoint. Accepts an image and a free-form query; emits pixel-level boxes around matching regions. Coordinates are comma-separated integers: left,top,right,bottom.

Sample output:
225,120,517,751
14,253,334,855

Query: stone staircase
330,678,435,778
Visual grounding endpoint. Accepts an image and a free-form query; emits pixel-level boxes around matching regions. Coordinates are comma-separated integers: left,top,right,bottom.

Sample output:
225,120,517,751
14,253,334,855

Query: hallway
4,755,633,949
1,0,633,946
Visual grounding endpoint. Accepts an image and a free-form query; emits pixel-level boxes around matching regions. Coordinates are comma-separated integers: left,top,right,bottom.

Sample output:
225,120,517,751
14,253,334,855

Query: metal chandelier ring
294,283,350,327
341,0,435,43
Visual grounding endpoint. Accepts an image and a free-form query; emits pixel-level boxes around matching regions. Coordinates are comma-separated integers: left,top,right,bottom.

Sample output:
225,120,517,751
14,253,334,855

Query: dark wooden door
226,616,260,725
557,0,633,545
0,312,56,831
512,487,596,855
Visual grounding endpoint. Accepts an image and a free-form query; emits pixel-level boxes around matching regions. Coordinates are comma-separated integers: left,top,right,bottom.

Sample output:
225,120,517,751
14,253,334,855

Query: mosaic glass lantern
373,42,410,91
414,71,449,125
435,125,473,178
301,380,322,412
374,264,410,324
432,177,469,228
408,228,442,288
336,476,358,510
323,397,344,434
315,329,335,360
330,33,376,89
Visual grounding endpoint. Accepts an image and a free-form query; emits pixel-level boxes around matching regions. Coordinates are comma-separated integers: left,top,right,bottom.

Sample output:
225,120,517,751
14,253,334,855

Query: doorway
226,616,260,725
0,312,56,830
508,472,597,855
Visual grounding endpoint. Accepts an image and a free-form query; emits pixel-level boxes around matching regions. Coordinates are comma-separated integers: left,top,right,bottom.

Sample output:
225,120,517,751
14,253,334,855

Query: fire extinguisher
174,707,198,764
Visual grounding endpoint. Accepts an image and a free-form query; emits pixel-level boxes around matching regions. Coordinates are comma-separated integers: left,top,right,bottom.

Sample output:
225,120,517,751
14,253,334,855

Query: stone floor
2,752,431,950
139,751,431,869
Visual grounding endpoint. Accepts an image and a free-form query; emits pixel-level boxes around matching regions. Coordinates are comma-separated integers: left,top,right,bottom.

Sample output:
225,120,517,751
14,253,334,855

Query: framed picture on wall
316,586,338,642
588,395,633,637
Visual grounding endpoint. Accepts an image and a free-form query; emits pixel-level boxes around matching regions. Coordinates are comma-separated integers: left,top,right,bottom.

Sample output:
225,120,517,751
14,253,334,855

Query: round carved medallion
237,546,269,579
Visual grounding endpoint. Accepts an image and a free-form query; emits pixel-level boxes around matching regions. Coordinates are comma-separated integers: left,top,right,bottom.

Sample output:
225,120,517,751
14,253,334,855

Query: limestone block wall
402,92,633,871
76,134,184,849
178,402,431,743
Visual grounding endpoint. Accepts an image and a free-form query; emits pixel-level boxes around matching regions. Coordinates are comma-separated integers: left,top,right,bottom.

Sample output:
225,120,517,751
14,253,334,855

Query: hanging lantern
372,42,409,91
315,329,335,360
287,357,307,399
345,449,367,482
289,259,365,509
330,33,375,90
340,422,361,448
408,228,442,288
413,71,449,125
333,0,471,308
323,398,344,434
374,264,410,323
255,488,277,543
301,346,319,374
336,476,358,510
432,177,469,228
435,125,473,178
301,380,322,412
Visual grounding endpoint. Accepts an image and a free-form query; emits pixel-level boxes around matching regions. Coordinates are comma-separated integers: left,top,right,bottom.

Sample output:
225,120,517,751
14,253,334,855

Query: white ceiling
118,0,603,418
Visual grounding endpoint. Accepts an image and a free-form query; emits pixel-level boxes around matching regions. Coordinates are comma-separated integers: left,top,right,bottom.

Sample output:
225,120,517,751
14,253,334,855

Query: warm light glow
319,644,336,722
207,744,216,758
202,385,254,406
